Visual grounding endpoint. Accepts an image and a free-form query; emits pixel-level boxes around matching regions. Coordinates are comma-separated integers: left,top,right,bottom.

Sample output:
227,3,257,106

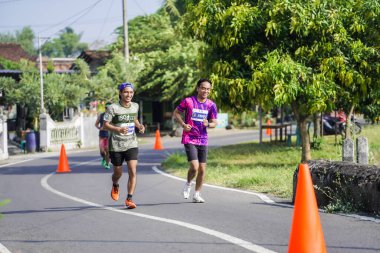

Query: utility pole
38,35,45,113
122,0,129,63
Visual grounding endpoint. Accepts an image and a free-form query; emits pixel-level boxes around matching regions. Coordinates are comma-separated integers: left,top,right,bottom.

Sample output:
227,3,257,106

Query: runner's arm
173,108,186,127
134,118,145,133
173,108,191,131
95,116,101,129
204,118,218,128
104,121,125,135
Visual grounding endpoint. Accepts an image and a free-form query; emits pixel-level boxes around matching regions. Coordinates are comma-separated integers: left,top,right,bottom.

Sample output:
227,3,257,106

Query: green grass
0,198,11,219
162,124,380,199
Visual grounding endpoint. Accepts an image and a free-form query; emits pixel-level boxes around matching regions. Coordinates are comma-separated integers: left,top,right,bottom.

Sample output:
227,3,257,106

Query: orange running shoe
111,184,119,201
125,199,137,209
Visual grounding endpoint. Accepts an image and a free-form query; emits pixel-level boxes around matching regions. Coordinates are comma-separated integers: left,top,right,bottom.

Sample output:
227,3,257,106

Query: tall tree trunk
345,105,355,139
292,103,311,163
300,118,311,163
312,113,320,139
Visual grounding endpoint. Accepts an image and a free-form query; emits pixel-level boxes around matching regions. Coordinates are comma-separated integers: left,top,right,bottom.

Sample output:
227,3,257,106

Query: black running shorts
184,144,208,163
109,148,139,166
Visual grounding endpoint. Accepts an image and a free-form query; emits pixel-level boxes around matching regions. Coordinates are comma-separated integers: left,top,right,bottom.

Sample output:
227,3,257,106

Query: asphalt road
0,129,379,253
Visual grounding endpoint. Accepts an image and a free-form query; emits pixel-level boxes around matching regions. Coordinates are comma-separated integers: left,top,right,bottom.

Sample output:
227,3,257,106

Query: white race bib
191,108,208,122
120,123,135,135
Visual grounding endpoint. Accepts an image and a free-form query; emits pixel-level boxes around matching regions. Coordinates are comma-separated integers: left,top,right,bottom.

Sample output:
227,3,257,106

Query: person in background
337,108,347,123
173,78,218,203
95,102,112,169
103,83,145,209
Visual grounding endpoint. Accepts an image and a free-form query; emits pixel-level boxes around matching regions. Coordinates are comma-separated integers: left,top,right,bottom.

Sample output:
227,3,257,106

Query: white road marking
0,159,35,168
138,162,161,166
151,167,380,223
40,170,276,253
0,243,12,253
1,149,378,253
152,166,275,204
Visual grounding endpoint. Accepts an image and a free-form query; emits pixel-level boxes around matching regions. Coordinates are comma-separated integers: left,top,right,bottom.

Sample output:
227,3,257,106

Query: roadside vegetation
162,124,380,200
0,198,11,219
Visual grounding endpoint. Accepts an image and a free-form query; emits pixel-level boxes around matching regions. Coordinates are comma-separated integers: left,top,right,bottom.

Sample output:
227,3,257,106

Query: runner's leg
110,151,123,184
185,144,199,184
195,163,206,192
195,145,208,191
187,160,198,183
126,160,137,195
104,138,110,165
99,137,105,158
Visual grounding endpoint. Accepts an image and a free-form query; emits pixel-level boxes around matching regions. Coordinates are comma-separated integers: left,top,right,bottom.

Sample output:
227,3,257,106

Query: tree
0,76,17,106
15,27,36,56
183,0,379,162
0,59,40,129
0,59,91,123
111,10,202,103
320,1,380,136
43,27,88,57
0,27,36,56
43,59,91,120
91,52,143,104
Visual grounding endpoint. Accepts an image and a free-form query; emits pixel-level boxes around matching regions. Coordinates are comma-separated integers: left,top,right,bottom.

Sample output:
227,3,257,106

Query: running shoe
182,182,191,199
193,193,205,203
111,184,119,201
125,199,137,209
104,163,111,170
101,158,106,167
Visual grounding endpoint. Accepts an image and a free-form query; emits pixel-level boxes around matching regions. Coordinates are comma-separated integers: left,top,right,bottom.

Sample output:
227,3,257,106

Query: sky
0,0,164,48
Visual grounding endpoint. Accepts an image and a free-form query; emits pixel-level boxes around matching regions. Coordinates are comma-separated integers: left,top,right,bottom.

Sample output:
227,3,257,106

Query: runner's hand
119,127,128,135
138,124,145,134
183,123,192,132
203,118,209,127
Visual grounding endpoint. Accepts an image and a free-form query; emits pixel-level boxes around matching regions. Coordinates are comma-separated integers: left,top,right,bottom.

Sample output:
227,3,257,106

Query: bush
229,110,258,128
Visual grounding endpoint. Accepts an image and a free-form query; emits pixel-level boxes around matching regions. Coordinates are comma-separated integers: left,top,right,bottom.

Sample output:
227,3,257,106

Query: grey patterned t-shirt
103,101,139,152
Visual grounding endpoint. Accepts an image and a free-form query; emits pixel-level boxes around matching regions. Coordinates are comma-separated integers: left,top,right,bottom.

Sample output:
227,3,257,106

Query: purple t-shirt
176,96,218,146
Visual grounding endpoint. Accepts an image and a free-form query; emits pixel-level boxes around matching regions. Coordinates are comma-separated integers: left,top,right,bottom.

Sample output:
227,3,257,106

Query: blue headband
119,82,134,91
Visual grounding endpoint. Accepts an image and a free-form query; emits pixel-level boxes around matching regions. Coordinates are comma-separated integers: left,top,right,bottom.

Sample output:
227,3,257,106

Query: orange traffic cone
154,129,164,150
266,119,272,136
56,144,71,173
288,163,327,253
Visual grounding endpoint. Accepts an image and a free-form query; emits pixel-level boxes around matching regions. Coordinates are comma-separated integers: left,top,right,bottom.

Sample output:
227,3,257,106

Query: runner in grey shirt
104,82,145,209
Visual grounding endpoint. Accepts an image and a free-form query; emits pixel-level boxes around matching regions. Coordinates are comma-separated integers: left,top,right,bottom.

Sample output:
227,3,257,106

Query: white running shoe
183,183,191,199
193,192,205,203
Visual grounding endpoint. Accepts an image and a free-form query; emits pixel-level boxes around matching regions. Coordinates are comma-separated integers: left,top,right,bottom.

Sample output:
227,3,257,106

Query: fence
0,114,8,159
39,112,98,151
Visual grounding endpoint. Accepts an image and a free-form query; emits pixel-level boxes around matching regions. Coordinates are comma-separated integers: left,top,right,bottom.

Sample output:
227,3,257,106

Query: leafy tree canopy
0,58,91,122
110,9,202,103
0,27,36,56
91,52,143,104
43,27,88,57
183,0,380,161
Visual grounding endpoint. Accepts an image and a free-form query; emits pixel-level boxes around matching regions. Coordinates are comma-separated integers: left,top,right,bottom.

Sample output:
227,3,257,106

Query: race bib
191,108,208,122
120,123,135,135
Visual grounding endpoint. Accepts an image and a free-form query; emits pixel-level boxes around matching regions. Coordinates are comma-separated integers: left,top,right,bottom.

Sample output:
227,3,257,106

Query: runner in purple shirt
173,78,218,203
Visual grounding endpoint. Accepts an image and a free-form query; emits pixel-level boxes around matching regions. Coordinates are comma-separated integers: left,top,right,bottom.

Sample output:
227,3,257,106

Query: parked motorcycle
322,114,362,137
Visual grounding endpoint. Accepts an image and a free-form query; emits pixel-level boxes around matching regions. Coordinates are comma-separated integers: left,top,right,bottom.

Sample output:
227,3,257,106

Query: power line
0,16,121,30
0,0,23,4
95,0,115,42
132,0,147,14
37,0,106,36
